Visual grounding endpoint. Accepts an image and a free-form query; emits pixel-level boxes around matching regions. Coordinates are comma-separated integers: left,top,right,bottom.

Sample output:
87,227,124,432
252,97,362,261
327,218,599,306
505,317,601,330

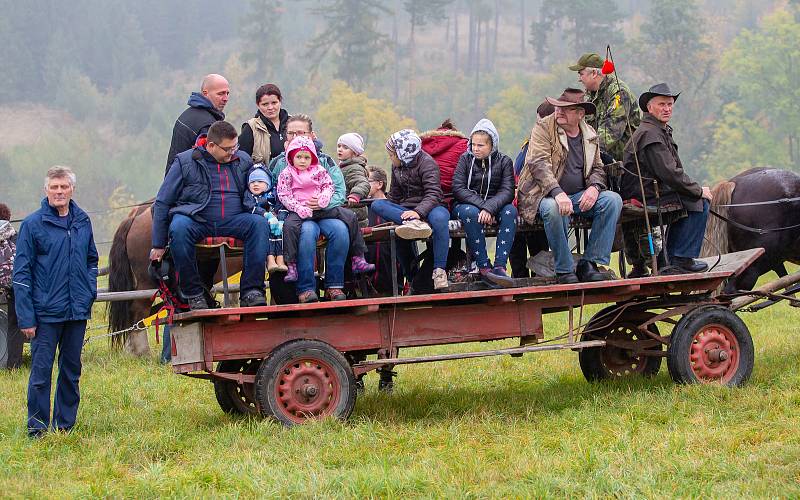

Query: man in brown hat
518,89,622,284
621,83,712,274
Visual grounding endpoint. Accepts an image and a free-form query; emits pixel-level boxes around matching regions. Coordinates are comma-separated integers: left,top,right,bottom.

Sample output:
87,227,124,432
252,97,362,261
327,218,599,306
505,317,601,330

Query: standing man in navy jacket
13,166,98,437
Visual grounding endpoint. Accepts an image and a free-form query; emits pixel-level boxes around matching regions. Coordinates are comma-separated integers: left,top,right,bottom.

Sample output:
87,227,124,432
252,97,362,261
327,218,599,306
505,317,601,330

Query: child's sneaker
351,255,376,274
326,288,347,301
298,290,318,303
432,267,449,290
395,219,432,240
275,255,289,272
487,266,515,288
284,262,298,282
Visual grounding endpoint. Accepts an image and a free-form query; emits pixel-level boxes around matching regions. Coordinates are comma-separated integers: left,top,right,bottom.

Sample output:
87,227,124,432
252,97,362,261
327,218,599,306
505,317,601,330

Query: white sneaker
395,219,433,240
432,268,449,290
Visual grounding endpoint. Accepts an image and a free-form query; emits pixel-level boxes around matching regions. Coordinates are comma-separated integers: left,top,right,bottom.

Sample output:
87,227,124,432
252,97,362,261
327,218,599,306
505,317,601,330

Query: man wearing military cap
621,83,712,274
571,52,654,276
570,53,640,162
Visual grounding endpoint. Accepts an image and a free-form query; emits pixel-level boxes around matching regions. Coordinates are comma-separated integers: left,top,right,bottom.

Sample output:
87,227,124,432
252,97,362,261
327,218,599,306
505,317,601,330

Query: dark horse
701,167,800,293
107,203,241,356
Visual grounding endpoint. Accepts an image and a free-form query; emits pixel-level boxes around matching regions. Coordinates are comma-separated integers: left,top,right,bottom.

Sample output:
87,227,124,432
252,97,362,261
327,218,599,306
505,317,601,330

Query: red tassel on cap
601,59,615,75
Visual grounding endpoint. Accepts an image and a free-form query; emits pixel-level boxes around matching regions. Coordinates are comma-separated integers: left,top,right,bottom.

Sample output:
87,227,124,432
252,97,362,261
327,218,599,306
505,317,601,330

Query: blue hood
187,92,216,111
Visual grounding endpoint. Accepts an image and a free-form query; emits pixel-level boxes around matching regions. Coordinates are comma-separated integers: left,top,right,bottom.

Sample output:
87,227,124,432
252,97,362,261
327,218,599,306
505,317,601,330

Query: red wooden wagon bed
169,248,763,425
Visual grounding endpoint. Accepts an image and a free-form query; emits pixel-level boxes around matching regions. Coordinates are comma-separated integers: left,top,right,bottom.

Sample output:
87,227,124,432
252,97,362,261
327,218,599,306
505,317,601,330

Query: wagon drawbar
169,248,764,426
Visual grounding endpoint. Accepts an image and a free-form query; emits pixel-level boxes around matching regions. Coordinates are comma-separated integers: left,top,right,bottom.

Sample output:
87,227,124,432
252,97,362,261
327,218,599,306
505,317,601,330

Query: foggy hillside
1,0,797,241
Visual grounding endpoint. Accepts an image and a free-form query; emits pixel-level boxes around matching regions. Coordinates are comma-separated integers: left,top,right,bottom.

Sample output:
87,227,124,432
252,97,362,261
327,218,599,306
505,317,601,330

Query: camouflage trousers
622,222,663,268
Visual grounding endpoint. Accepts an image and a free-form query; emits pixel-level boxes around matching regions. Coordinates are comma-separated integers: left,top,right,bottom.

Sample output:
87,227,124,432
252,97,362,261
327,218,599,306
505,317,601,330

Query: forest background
2,0,799,242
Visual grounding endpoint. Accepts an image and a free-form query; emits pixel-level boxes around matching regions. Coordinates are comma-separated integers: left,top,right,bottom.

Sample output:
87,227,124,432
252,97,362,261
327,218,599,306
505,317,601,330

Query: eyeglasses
214,142,239,153
286,130,309,138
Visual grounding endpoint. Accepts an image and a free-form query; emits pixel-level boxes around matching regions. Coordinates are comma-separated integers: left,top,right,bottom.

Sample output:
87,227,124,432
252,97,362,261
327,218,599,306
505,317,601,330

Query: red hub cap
689,323,739,383
275,358,340,423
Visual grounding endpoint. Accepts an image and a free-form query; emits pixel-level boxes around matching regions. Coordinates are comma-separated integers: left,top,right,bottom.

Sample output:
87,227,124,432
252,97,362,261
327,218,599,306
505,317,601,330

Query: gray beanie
248,167,270,185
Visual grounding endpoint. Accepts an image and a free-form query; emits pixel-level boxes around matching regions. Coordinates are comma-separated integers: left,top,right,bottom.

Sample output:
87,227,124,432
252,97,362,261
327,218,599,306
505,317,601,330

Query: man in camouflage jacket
570,53,640,162
571,53,658,276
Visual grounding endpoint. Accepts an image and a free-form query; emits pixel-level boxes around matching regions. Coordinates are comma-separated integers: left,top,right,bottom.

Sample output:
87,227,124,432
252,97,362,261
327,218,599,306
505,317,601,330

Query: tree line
1,0,798,243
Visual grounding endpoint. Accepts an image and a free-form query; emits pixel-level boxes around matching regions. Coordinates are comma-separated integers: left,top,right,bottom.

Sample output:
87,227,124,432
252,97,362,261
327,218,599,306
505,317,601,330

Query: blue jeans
27,320,86,433
371,200,450,269
666,200,710,259
168,213,269,297
454,203,518,269
297,218,349,294
538,190,622,274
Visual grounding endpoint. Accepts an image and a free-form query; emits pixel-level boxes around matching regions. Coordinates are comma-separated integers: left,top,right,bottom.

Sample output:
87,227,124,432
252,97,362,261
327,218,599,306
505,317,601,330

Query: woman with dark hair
420,119,468,205
240,83,290,164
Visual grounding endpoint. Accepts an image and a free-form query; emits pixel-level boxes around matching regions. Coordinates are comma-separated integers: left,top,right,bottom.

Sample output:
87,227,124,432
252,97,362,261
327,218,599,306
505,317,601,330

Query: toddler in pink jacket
277,136,374,293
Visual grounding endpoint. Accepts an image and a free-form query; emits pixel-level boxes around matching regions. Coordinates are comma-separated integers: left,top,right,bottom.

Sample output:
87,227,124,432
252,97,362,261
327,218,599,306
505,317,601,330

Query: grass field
1,294,799,497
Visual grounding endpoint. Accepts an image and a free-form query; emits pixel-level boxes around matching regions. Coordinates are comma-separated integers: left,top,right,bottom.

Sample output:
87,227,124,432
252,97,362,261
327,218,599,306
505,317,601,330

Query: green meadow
1,294,798,497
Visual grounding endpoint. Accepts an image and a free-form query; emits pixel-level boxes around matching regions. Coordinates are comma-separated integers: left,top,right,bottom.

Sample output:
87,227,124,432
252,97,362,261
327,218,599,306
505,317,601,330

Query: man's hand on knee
578,186,599,212
555,192,574,216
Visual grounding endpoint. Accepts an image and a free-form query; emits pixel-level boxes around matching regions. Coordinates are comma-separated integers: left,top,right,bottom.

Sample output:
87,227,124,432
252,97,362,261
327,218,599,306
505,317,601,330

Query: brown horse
701,167,800,293
107,203,242,356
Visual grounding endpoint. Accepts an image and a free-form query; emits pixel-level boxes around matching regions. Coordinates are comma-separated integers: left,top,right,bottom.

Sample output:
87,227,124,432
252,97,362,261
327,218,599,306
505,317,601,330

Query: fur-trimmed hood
419,129,467,140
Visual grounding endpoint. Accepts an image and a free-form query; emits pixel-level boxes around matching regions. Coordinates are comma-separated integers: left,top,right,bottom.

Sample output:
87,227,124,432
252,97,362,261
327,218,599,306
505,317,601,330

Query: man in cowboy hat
570,53,640,162
517,88,622,284
621,83,712,274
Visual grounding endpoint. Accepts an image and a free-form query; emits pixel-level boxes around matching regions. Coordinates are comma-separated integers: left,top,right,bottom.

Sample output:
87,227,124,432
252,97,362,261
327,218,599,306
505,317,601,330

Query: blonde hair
44,165,76,189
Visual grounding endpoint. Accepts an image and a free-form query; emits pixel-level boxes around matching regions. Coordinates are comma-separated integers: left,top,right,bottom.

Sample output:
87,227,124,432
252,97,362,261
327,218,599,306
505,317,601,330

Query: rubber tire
213,359,259,416
579,306,663,382
255,339,356,426
667,305,754,387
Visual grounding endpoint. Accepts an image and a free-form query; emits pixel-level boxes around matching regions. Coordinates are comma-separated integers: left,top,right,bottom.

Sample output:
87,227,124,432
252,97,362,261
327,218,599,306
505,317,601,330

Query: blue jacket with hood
165,92,225,175
153,146,254,248
12,199,98,329
243,165,276,217
452,118,516,215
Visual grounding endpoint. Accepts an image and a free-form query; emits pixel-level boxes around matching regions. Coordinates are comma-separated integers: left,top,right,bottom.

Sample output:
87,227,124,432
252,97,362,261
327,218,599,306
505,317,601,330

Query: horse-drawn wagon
168,245,765,426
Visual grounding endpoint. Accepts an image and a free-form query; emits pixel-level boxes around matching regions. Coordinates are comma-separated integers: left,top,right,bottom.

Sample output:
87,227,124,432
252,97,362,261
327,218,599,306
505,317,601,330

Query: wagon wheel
667,305,754,387
579,306,663,382
213,359,260,415
254,340,356,426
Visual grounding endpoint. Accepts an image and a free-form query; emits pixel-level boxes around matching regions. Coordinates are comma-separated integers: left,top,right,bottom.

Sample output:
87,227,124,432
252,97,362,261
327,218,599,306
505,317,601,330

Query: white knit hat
337,132,365,155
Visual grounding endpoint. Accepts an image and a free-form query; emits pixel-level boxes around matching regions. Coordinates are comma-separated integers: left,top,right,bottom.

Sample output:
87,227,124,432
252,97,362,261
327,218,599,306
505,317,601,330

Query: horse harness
710,195,800,235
